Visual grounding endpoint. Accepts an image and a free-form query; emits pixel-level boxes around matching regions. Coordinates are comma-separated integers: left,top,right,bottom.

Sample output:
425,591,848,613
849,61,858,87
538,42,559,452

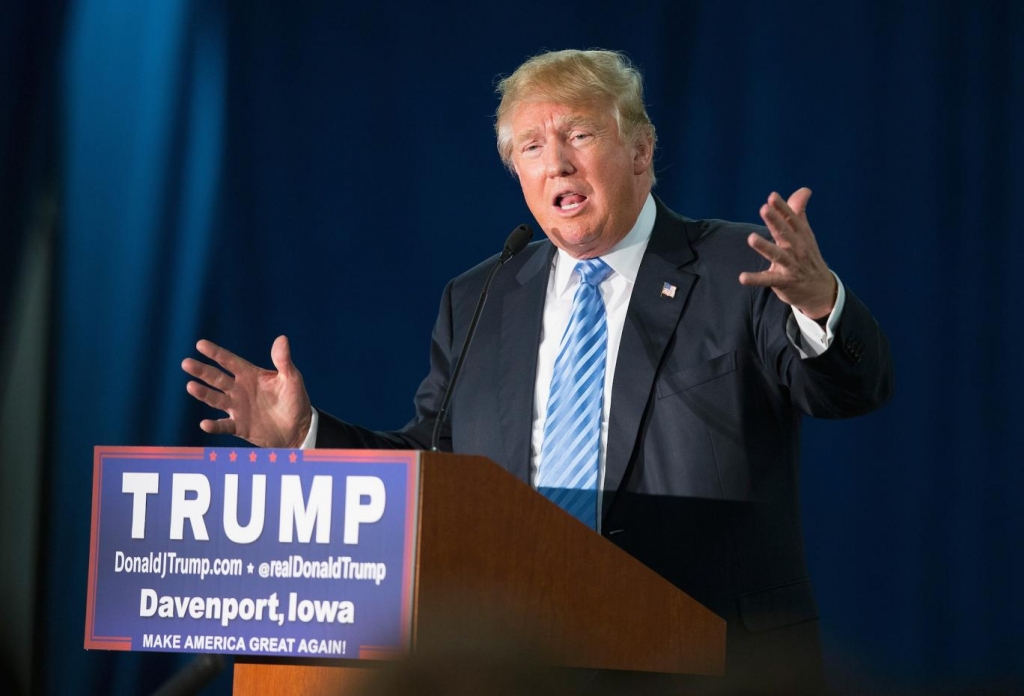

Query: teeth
560,202,581,210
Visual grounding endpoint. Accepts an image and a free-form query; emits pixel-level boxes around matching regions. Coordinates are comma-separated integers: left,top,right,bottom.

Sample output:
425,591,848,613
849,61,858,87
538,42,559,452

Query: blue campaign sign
85,447,420,660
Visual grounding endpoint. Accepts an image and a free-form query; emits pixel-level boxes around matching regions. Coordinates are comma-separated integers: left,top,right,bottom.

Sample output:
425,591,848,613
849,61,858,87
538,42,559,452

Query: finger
186,380,231,411
774,193,805,223
768,189,813,239
747,232,791,264
738,269,785,287
768,190,802,220
200,418,236,436
270,335,295,377
182,357,233,391
196,339,249,374
760,203,796,246
786,187,812,217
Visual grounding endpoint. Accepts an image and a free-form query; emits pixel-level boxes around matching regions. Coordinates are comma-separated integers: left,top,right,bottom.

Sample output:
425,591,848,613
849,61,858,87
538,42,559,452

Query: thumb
270,335,295,376
788,187,812,216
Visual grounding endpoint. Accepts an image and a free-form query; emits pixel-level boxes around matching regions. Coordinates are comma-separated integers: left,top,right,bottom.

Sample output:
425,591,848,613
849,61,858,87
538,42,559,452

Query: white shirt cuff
299,407,319,449
787,271,846,358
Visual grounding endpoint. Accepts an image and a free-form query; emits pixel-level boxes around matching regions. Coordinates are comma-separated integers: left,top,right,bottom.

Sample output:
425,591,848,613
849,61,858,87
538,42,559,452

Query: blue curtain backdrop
22,0,1023,693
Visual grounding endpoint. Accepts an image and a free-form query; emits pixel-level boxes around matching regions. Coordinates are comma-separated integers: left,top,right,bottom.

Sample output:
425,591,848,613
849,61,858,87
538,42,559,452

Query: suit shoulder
681,217,770,274
653,199,767,256
445,239,550,297
690,218,767,245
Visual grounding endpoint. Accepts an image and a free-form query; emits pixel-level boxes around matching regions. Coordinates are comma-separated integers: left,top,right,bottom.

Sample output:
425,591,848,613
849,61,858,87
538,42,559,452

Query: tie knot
575,258,613,287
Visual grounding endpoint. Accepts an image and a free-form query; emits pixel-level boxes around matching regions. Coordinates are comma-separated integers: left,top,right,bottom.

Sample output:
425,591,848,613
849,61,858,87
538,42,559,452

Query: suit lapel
603,201,698,508
497,243,555,484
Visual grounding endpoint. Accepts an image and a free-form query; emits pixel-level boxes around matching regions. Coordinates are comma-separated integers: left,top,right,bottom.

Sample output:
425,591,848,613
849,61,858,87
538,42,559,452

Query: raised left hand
738,187,837,320
182,335,313,449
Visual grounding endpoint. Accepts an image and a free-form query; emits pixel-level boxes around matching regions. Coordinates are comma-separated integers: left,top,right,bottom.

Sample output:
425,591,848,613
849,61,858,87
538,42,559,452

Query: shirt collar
552,193,656,296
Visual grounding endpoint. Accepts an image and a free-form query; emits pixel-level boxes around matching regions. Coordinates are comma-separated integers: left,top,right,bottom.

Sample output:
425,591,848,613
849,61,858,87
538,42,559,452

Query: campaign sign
85,447,420,660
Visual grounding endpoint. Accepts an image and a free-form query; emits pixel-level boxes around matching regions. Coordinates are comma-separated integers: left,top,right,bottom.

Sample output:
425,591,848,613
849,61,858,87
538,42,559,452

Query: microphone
499,223,533,263
430,224,533,452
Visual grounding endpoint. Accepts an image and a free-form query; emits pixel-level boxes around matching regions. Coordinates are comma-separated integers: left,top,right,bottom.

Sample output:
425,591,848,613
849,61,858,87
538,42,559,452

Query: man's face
508,100,652,259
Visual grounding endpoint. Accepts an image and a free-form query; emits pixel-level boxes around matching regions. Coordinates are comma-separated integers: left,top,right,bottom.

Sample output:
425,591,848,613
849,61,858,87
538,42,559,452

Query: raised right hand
182,335,312,448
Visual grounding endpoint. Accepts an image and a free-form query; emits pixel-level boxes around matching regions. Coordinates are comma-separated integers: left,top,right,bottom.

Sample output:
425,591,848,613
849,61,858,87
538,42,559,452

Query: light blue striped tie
538,257,613,529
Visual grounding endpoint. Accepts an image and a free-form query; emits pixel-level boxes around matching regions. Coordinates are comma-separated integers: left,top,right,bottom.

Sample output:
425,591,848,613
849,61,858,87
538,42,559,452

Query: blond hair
494,49,657,181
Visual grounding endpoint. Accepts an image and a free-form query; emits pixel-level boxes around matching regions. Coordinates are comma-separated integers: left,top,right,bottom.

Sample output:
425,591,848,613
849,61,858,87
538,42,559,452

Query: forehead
509,101,615,137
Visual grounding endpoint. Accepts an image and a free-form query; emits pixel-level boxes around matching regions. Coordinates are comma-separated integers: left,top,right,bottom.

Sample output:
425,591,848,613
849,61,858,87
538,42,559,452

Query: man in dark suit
183,49,892,692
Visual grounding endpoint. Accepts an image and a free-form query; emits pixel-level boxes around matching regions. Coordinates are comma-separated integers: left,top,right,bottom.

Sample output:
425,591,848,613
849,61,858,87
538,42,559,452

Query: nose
544,142,575,178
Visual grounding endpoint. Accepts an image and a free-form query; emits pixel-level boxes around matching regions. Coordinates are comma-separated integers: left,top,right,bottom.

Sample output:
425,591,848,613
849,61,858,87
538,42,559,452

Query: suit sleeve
754,280,894,419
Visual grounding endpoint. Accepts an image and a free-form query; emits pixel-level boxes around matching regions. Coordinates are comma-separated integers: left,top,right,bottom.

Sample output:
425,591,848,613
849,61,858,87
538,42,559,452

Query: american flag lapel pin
661,282,677,298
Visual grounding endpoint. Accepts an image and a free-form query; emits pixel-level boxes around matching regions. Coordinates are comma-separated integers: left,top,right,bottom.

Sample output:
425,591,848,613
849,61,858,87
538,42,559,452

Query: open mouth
554,192,588,212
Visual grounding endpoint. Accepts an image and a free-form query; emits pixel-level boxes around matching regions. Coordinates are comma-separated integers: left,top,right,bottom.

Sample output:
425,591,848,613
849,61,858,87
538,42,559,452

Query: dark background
3,1,1021,694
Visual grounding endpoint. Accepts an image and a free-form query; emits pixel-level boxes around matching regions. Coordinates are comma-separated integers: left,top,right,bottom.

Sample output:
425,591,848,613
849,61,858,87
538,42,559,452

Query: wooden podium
233,452,725,694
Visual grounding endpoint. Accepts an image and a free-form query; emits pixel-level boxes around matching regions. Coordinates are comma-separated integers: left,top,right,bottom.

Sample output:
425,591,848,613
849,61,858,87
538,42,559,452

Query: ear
632,131,654,175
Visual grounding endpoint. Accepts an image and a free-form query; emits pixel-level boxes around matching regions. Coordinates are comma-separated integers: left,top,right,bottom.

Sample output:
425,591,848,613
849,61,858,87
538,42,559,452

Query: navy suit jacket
318,197,893,662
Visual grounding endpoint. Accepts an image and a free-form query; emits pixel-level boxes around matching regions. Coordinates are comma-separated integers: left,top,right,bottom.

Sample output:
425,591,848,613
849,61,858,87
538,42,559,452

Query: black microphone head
501,224,533,261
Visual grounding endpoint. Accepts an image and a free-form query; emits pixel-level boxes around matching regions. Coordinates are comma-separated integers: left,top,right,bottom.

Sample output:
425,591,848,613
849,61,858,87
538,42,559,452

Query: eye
521,143,541,156
572,132,591,142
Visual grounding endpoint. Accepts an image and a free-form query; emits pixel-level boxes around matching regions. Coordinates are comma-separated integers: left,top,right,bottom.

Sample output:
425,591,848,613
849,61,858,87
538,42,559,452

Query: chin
554,236,595,255
550,223,599,247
